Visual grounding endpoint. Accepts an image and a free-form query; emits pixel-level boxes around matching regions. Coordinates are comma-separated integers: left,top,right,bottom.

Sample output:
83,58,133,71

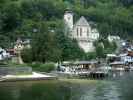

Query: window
87,28,89,36
68,16,71,20
80,28,82,36
93,35,95,39
77,28,79,36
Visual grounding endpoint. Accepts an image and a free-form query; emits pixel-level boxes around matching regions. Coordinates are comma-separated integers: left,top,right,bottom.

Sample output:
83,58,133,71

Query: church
64,10,100,52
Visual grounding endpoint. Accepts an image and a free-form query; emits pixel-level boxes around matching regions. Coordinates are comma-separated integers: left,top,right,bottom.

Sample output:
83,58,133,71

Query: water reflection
0,72,133,100
71,81,121,100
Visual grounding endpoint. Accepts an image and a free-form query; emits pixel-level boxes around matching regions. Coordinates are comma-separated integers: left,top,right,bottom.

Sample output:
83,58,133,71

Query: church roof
74,16,89,26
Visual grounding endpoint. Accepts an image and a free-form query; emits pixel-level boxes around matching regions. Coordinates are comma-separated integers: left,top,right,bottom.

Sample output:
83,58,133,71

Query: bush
96,44,105,58
21,48,33,63
86,52,96,60
29,62,41,69
31,62,55,72
39,63,55,72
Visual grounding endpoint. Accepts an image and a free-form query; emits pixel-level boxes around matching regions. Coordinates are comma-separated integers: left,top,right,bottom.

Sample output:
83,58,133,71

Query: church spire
64,9,73,30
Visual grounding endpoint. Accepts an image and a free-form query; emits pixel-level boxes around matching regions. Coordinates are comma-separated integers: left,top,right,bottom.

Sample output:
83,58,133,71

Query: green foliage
21,48,33,63
73,0,133,38
0,0,132,61
86,52,97,60
0,0,132,47
20,19,85,62
30,62,55,72
94,39,117,58
38,63,55,72
31,23,61,62
28,62,41,69
118,0,133,6
96,43,105,58
0,35,10,48
7,62,29,67
55,29,85,61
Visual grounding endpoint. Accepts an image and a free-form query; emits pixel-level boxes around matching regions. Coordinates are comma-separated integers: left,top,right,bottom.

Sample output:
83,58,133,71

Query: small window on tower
68,16,71,20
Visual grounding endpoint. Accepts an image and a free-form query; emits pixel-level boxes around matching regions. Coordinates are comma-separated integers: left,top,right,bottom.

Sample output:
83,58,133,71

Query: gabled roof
109,61,125,65
74,16,89,26
62,60,98,66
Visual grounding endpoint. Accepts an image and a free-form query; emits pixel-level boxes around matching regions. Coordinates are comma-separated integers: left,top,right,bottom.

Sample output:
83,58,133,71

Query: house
0,47,10,61
13,38,31,64
128,51,133,57
107,54,121,63
61,61,99,74
107,35,120,42
109,61,125,71
14,38,24,54
108,52,133,71
14,38,31,54
64,10,99,52
119,53,133,63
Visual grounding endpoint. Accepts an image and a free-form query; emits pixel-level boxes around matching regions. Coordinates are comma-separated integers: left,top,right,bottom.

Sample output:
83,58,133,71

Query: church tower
64,10,73,30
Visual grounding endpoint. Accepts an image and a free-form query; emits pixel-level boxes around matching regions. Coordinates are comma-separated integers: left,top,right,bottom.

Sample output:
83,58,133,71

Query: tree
54,21,85,61
21,48,33,63
0,0,133,63
31,23,61,62
0,35,10,48
86,52,97,60
96,43,105,58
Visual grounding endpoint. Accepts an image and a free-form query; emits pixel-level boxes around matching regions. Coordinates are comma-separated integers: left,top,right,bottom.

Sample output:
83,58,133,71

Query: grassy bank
7,62,56,73
29,63,55,72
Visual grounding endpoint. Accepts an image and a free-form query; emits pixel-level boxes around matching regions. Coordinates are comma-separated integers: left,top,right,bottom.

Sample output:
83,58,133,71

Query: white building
14,38,31,54
14,39,24,54
107,35,120,42
0,47,10,60
119,53,133,63
64,11,99,52
64,10,73,30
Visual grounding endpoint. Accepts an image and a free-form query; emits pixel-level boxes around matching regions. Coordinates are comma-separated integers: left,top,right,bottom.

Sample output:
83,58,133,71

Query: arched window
80,28,82,36
87,28,89,36
77,28,79,36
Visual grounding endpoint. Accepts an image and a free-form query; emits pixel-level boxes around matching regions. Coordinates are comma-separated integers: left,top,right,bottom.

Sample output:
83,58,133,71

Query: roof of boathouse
74,61,98,65
62,61,98,66
109,61,125,65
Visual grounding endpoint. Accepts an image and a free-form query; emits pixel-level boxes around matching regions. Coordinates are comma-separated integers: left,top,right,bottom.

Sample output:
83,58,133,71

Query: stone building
64,10,99,52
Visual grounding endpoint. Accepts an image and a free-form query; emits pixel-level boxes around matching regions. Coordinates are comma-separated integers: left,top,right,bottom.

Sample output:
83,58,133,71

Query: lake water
0,72,133,100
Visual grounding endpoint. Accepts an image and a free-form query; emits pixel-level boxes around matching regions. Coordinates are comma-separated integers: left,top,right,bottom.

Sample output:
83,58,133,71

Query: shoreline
0,72,57,82
59,78,98,84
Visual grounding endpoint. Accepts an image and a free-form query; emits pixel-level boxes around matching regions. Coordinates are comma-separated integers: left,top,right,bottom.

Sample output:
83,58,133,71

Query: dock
77,70,108,79
58,61,109,79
